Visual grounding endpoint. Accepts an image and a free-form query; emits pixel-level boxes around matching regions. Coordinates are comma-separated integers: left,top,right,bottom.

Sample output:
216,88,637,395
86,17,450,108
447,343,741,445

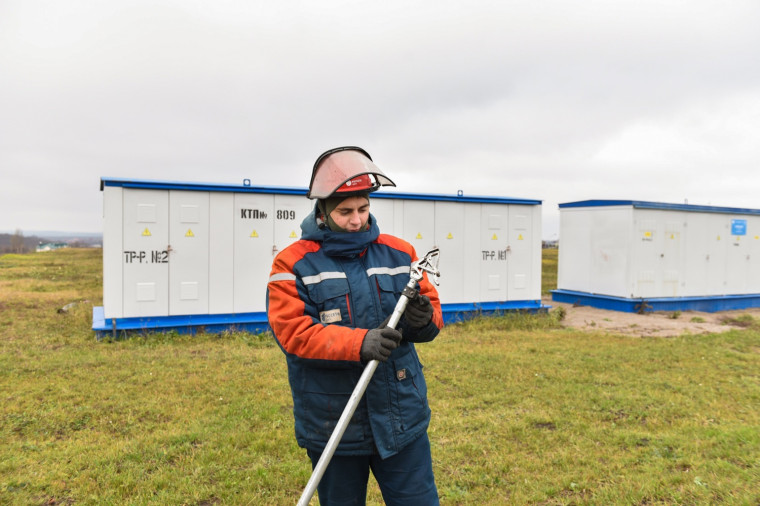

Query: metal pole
296,249,440,506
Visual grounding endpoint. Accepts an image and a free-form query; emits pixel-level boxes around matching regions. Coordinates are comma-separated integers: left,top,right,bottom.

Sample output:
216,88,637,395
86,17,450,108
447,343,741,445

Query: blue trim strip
92,301,548,337
371,191,541,205
92,306,271,337
441,300,548,324
558,199,760,216
100,177,541,205
551,289,760,313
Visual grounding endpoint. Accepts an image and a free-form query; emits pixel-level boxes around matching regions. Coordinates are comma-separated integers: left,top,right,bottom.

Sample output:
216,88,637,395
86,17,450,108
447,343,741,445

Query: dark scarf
300,204,380,258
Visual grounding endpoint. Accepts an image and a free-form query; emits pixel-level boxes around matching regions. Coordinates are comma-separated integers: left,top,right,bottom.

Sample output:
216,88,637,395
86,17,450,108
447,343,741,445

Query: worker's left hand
404,293,433,328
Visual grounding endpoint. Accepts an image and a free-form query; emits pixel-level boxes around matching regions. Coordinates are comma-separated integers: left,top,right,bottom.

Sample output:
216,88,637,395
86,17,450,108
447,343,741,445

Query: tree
10,229,25,254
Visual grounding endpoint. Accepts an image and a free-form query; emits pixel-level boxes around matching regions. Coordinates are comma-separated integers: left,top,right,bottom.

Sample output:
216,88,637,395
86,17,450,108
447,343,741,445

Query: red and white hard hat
307,146,396,199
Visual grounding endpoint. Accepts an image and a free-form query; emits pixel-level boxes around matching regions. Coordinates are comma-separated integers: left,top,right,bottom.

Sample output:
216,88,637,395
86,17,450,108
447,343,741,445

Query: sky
1,0,759,239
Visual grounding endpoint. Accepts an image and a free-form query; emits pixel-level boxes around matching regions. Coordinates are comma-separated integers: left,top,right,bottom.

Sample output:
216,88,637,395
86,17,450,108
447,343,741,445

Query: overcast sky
2,0,759,239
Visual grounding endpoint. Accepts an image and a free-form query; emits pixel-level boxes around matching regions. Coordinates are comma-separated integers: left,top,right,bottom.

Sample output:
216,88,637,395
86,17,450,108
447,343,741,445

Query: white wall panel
233,193,274,313
558,209,592,293
434,202,466,303
507,208,531,300
402,201,435,259
102,186,123,318
480,204,508,301
169,191,209,315
122,190,169,317
749,218,760,291
369,198,395,235
209,193,234,313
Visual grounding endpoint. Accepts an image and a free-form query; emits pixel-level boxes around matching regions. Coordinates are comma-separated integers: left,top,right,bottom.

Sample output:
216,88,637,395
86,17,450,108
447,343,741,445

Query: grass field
1,249,759,504
541,248,558,295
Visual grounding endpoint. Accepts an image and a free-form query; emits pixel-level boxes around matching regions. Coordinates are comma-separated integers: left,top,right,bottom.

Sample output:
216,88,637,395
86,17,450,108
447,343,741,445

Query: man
267,146,443,505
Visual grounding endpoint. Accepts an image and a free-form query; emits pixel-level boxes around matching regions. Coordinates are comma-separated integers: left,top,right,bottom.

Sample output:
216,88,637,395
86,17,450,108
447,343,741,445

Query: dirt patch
544,297,760,337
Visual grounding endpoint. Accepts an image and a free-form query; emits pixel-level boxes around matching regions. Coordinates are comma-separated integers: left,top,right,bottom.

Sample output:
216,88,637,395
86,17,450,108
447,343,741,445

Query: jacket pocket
305,277,352,326
301,368,367,444
375,273,407,316
390,351,430,433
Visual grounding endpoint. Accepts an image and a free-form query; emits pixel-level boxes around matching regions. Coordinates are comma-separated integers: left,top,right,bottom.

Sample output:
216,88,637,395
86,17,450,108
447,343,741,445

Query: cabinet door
480,205,509,302
234,194,275,313
169,191,209,315
122,189,169,317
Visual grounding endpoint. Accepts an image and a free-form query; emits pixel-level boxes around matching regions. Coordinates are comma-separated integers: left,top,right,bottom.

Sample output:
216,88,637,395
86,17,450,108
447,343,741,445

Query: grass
541,248,558,296
1,249,759,504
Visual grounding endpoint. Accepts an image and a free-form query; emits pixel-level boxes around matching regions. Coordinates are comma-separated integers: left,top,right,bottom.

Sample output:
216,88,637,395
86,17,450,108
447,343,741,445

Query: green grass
1,249,759,504
542,248,558,295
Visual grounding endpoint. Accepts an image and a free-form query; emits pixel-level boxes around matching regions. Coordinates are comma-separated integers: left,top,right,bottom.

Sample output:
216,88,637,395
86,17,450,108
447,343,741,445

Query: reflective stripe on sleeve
269,272,297,283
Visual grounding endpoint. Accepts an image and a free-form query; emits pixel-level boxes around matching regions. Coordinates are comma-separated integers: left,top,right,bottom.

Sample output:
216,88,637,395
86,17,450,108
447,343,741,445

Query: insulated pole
297,248,440,506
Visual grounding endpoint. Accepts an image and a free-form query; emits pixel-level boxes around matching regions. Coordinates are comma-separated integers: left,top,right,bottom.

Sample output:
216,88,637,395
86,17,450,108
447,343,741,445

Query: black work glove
360,326,402,362
403,293,433,329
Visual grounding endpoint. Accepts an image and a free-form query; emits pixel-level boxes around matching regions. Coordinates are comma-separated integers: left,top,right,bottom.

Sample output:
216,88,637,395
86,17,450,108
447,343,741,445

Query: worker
267,146,443,505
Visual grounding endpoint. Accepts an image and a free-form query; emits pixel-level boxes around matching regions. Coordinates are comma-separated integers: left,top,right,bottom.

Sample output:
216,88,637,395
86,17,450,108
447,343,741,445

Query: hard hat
307,146,396,199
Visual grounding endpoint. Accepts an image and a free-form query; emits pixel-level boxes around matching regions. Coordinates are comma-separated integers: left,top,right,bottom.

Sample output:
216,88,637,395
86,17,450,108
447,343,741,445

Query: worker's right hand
360,327,402,362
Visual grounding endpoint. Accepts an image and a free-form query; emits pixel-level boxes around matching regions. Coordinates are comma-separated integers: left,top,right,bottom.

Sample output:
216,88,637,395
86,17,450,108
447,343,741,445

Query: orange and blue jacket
267,207,443,458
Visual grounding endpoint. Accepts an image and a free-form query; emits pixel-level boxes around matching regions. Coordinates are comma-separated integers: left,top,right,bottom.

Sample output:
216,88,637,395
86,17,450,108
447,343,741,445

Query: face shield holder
307,147,396,199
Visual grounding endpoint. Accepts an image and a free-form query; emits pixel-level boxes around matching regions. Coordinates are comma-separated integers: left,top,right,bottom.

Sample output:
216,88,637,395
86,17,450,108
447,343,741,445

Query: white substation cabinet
553,200,760,312
94,178,543,335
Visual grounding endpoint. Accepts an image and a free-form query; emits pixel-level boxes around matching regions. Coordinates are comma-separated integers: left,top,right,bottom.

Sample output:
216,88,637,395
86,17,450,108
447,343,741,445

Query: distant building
36,242,69,252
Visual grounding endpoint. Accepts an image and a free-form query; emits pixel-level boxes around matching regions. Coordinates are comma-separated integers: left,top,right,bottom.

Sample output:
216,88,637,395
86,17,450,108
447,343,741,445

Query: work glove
360,325,402,362
403,292,434,329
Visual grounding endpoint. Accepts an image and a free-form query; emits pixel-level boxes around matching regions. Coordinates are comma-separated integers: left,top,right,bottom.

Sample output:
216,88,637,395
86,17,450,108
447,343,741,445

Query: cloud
1,0,759,236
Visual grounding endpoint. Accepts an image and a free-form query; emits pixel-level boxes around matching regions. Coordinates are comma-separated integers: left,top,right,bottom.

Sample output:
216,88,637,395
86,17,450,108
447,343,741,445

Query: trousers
306,433,439,506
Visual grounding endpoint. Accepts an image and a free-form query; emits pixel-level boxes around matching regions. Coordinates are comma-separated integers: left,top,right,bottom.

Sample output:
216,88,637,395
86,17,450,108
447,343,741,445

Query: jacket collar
300,204,379,257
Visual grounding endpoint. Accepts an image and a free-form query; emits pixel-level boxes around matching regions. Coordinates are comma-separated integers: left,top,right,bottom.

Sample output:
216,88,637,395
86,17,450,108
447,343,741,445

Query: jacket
266,205,443,459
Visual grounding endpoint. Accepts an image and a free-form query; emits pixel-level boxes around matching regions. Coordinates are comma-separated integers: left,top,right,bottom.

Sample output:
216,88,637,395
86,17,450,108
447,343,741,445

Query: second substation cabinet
552,199,760,312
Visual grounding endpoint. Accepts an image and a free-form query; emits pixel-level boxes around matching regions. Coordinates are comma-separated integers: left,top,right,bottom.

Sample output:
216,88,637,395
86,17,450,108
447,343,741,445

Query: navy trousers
306,433,439,506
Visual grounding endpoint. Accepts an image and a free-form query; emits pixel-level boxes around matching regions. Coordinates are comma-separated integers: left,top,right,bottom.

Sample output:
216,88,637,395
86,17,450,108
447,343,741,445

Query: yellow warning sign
518,234,524,240
185,229,194,237
416,233,423,239
736,237,741,241
670,234,674,239
446,233,453,239
250,230,259,238
644,231,652,238
491,234,498,240
755,235,759,240
289,231,297,238
717,235,721,241
142,228,151,236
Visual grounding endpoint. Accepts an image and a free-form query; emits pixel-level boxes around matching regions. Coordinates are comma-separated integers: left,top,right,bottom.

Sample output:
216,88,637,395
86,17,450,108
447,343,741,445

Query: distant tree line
0,230,101,254
0,230,36,253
